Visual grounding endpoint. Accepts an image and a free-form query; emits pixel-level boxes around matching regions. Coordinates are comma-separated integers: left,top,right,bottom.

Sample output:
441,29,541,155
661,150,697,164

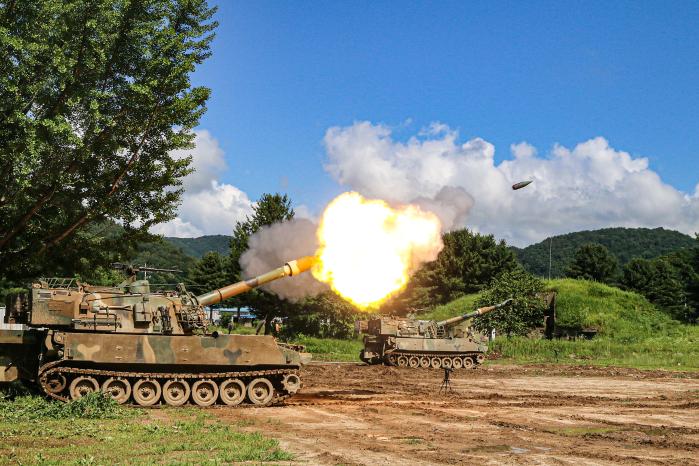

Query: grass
294,335,363,361
490,335,699,370
0,393,292,465
547,278,695,341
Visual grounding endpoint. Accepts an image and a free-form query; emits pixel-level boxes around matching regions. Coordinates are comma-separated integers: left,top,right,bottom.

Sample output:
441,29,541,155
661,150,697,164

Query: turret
4,256,318,335
437,298,512,328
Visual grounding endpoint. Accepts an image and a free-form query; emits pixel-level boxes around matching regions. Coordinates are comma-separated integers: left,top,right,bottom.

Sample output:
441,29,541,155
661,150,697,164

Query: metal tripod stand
439,367,454,393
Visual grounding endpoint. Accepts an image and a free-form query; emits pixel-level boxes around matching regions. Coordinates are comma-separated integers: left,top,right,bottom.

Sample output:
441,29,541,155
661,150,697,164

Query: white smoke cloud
324,121,699,246
152,130,254,237
240,219,328,300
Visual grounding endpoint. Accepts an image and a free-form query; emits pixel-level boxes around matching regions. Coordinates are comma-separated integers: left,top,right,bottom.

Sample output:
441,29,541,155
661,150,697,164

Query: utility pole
548,237,553,280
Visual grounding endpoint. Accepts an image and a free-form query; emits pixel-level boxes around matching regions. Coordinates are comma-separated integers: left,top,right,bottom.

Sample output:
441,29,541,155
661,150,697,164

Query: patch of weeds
462,444,511,454
401,436,423,445
547,426,619,437
0,392,134,421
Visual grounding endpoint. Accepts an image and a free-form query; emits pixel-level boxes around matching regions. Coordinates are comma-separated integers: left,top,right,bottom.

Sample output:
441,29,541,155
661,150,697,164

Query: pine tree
565,243,618,284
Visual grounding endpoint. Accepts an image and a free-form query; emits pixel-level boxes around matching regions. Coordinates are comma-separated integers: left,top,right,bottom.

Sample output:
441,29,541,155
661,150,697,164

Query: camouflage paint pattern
62,332,302,367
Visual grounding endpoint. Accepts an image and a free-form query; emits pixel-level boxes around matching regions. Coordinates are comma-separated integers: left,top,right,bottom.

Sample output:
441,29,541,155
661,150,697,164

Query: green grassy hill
418,279,699,370
514,227,696,278
547,279,692,340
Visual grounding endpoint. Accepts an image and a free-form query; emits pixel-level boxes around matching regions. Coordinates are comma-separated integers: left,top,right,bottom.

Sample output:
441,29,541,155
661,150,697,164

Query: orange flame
312,192,442,309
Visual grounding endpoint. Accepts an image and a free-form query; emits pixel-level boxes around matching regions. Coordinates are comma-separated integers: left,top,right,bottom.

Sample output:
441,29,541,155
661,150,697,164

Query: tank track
38,360,299,407
383,351,486,369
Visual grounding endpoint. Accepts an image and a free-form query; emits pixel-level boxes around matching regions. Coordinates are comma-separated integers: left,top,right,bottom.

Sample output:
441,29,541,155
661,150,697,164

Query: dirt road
217,363,699,465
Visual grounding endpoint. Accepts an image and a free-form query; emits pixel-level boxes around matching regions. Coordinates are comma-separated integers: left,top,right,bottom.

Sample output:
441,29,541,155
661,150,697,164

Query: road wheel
133,379,161,406
419,356,431,368
451,357,463,369
69,376,99,400
192,379,219,407
476,353,485,364
408,356,419,368
397,355,408,367
45,373,67,394
430,357,442,369
463,357,475,369
220,379,246,406
163,379,190,406
247,378,274,406
441,357,452,368
102,378,131,404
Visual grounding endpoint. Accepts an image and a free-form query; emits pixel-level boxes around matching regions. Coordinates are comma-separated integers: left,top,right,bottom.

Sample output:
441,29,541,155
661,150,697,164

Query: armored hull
1,257,315,407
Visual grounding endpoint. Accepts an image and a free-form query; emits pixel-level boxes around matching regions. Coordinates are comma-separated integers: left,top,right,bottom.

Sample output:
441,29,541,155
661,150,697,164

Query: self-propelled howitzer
0,257,317,407
359,299,511,369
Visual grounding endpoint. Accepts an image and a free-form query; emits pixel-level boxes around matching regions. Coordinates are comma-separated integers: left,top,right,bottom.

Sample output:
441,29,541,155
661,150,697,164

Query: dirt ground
215,363,699,465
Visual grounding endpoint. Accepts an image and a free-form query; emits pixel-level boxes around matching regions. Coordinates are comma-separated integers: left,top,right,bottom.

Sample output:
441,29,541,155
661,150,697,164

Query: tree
284,292,359,339
565,243,618,283
622,257,689,322
0,0,217,281
472,268,546,337
229,194,294,280
228,193,294,334
388,229,518,311
621,258,656,293
188,251,229,296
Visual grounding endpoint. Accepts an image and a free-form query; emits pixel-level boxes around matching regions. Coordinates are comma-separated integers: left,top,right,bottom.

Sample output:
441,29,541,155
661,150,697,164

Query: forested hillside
165,235,230,258
514,227,696,278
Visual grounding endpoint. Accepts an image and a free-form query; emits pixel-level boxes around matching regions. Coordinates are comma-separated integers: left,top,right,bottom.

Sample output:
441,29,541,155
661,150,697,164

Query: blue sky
161,1,699,244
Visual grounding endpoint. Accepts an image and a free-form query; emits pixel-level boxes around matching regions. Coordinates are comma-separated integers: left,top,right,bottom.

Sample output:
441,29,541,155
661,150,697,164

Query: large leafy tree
472,268,546,337
228,193,295,334
565,243,618,284
0,0,217,281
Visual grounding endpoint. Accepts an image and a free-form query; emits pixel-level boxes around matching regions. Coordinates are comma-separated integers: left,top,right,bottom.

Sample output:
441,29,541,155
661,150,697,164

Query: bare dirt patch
213,364,699,465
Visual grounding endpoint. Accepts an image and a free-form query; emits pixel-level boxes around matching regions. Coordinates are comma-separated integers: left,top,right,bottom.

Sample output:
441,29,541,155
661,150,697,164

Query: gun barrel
437,298,512,327
195,256,317,307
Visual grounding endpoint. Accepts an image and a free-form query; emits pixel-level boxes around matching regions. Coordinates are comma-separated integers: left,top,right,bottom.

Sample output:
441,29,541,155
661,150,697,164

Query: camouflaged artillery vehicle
0,256,316,407
358,299,511,369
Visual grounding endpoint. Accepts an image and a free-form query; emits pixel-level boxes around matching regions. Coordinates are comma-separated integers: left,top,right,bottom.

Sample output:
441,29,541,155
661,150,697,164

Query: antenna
548,237,553,280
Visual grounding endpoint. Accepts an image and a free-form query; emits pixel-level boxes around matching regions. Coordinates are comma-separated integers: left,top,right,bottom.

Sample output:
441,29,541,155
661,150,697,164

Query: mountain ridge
513,227,696,278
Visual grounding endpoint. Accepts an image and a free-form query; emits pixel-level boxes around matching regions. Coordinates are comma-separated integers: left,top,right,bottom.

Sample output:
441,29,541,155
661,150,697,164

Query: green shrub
474,268,546,336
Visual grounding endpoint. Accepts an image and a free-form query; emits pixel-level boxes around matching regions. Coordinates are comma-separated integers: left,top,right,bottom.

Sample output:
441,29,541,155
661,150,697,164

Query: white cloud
154,130,254,237
170,129,228,193
151,217,203,237
324,121,699,246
